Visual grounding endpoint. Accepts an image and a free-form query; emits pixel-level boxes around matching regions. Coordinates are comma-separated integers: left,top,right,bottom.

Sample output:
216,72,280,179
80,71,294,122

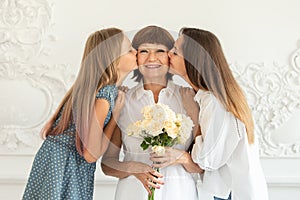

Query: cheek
138,66,146,75
172,58,185,74
160,56,169,66
130,54,136,63
120,55,135,69
122,56,130,65
179,59,186,73
137,55,146,65
171,57,179,68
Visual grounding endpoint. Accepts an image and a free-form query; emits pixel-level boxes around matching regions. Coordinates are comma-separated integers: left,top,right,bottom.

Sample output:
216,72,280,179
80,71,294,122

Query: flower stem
148,187,155,200
148,166,160,200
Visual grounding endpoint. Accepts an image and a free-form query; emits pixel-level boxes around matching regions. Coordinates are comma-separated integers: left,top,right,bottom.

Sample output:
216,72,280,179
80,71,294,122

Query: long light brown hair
40,28,124,154
180,28,254,144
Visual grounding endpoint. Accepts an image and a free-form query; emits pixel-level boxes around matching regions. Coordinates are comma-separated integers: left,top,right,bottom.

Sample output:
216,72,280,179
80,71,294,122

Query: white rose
152,145,165,156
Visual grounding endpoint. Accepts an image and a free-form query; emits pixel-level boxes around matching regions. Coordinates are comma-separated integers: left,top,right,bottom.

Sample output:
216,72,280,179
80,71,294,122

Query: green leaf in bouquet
165,139,173,146
141,141,149,150
145,137,152,143
153,135,159,140
151,136,159,145
160,132,169,140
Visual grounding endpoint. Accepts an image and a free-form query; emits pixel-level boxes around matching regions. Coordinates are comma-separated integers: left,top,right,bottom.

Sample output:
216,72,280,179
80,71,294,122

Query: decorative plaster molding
0,0,54,63
0,0,76,152
231,46,300,157
0,62,75,151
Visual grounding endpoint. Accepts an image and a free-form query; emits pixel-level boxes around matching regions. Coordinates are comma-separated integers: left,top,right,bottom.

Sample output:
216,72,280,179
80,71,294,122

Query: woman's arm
83,91,125,163
191,92,242,171
101,126,164,195
101,126,133,179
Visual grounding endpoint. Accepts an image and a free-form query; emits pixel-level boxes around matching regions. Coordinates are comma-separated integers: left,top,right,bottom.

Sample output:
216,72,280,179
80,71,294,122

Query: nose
148,51,157,61
132,48,137,55
168,50,174,58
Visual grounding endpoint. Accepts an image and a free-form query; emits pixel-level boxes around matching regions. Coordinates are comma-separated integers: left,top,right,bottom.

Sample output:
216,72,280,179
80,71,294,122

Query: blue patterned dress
23,85,118,200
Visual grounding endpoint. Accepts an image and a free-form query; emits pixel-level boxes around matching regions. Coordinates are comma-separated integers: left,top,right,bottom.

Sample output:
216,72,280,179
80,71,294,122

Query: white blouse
115,81,198,200
191,90,269,200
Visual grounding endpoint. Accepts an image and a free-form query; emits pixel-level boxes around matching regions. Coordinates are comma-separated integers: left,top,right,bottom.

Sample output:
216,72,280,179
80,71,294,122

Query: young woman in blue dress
22,27,137,200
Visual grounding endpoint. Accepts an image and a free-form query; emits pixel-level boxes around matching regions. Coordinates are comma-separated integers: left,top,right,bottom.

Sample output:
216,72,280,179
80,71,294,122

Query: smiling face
168,36,187,77
137,43,169,81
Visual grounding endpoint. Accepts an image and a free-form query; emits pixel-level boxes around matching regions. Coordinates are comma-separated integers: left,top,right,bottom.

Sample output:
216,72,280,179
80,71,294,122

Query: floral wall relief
231,46,300,157
0,0,75,152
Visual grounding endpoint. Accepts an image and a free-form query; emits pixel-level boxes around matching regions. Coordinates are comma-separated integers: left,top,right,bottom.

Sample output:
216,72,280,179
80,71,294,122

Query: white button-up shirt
191,90,269,200
118,80,194,161
115,80,198,200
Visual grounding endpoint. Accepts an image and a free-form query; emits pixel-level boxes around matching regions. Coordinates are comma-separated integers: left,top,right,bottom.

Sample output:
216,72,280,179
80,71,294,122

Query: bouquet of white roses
126,103,194,200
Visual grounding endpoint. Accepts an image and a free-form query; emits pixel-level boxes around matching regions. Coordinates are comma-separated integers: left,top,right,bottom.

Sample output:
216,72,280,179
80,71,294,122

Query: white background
0,0,300,199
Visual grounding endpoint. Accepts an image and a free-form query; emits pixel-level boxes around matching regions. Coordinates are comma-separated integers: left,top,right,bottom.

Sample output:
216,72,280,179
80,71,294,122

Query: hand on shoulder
179,87,199,125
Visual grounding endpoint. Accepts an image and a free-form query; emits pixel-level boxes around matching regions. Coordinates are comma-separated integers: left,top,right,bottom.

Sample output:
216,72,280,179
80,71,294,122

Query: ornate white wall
232,51,300,157
0,0,300,199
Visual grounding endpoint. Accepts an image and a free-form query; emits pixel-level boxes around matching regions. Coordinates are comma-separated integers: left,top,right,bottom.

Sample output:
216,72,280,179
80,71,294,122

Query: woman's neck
182,75,199,92
116,73,125,86
143,78,167,103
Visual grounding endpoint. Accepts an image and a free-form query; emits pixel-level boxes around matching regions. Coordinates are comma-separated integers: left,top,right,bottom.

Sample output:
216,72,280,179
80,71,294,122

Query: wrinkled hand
150,147,188,168
180,87,199,117
131,162,164,195
180,87,200,134
118,85,129,93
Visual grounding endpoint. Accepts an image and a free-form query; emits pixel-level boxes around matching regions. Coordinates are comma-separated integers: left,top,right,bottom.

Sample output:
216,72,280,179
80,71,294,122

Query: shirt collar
134,80,177,100
194,89,211,104
194,89,204,104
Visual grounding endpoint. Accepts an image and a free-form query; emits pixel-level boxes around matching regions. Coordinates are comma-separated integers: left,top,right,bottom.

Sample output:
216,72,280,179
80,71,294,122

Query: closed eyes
138,48,167,54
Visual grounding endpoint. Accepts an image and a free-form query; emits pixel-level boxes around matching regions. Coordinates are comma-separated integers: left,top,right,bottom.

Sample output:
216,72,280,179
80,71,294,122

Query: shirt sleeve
96,86,113,102
191,92,243,171
95,85,118,126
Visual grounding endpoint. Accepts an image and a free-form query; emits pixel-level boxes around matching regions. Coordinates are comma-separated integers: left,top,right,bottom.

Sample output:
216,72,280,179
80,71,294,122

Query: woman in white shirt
165,27,269,200
101,25,202,200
